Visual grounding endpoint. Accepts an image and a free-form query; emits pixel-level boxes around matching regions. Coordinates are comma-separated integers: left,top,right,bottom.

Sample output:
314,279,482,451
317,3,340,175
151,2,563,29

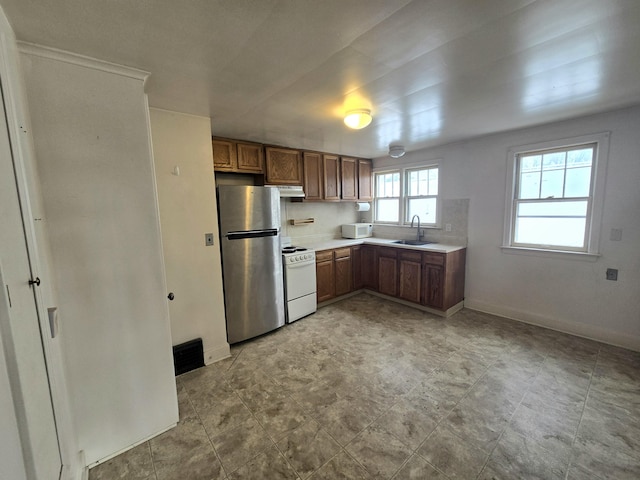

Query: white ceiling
2,0,640,158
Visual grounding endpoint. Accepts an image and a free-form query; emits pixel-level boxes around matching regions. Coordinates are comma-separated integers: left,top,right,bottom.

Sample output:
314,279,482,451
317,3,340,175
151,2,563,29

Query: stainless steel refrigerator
217,185,285,343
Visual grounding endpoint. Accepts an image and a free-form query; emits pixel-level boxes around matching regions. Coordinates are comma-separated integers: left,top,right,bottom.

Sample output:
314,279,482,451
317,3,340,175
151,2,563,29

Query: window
504,133,609,255
374,165,439,226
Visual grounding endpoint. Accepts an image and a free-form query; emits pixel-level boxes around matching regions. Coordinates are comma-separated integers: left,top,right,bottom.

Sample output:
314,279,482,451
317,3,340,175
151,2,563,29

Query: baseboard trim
464,298,640,352
204,343,230,366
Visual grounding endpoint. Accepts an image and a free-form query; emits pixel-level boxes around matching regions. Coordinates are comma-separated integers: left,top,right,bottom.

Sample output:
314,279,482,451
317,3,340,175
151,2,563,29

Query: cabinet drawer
315,250,334,263
399,251,422,263
334,247,351,259
423,252,445,266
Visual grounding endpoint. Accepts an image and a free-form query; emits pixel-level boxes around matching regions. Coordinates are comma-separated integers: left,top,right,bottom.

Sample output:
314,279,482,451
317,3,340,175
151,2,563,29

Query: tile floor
89,293,640,479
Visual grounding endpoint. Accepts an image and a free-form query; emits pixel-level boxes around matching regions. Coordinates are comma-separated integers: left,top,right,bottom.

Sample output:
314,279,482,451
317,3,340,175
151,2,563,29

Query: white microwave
342,223,373,239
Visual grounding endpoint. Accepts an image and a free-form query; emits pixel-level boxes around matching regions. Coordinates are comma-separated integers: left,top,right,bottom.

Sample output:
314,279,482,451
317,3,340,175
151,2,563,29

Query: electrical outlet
205,233,214,246
606,268,618,281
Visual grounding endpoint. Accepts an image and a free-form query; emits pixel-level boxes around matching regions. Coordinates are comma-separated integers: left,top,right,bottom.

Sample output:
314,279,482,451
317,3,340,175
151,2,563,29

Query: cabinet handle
29,277,41,287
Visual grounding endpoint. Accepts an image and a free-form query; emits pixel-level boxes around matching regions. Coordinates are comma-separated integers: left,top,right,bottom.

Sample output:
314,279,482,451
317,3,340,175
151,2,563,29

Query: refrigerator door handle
225,229,279,240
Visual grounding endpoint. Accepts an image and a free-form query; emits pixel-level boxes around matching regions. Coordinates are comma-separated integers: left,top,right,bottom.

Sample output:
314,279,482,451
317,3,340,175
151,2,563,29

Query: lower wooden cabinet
398,251,422,304
315,250,335,303
377,248,398,297
360,245,377,290
316,244,465,314
334,248,352,296
316,247,352,302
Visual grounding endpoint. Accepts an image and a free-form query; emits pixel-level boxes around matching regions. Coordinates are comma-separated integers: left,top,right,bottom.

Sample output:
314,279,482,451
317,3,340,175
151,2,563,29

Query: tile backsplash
281,200,360,244
279,198,468,247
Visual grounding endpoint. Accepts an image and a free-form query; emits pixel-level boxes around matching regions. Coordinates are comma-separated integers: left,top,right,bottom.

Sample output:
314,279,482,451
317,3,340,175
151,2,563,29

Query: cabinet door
316,257,335,303
358,159,373,201
323,154,340,200
212,138,237,171
341,157,358,200
303,152,323,200
361,245,377,290
236,142,264,173
265,147,303,185
378,248,398,297
334,248,352,296
423,263,444,309
351,245,362,290
399,251,422,304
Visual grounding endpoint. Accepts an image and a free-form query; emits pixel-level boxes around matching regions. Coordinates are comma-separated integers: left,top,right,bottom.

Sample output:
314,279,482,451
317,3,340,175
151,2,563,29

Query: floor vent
172,338,204,376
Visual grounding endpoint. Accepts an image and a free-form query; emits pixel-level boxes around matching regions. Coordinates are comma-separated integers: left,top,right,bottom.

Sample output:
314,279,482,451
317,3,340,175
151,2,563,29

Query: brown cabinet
352,246,362,290
334,248,352,296
303,152,323,201
212,138,237,171
236,142,264,173
361,245,378,290
358,159,373,201
316,247,353,302
212,138,264,173
398,251,422,304
377,247,398,297
422,249,466,311
323,154,340,200
340,157,358,200
315,250,335,303
265,147,303,185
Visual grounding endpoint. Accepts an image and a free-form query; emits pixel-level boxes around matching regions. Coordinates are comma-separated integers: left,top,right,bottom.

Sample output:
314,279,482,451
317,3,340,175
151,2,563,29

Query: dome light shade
389,145,405,158
344,109,372,129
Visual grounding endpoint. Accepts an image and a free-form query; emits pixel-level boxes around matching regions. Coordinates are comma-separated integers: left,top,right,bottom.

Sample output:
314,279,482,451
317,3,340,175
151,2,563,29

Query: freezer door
217,185,280,233
220,232,285,343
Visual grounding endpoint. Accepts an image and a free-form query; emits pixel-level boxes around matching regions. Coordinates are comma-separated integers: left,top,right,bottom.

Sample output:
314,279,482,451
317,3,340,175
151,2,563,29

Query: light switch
205,233,214,246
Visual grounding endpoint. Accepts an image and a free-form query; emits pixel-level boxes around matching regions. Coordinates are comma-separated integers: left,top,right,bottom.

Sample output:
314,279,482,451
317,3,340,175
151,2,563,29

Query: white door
0,78,62,479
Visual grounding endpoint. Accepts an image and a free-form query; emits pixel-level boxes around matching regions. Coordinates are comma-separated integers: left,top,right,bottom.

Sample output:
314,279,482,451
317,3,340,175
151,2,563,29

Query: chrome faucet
410,215,421,241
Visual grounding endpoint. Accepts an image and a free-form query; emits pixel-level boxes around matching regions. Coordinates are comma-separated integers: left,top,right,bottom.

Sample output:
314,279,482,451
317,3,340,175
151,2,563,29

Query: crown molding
17,42,149,84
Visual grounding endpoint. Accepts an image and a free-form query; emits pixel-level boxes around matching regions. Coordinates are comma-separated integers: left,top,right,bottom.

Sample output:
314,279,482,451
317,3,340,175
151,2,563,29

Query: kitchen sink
392,240,433,246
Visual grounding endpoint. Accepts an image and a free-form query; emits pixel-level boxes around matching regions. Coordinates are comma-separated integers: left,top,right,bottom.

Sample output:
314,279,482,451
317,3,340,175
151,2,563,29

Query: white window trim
502,132,610,259
373,160,441,228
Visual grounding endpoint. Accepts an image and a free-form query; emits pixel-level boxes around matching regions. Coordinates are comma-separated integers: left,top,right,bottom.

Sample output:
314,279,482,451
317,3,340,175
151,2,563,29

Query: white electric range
281,238,317,323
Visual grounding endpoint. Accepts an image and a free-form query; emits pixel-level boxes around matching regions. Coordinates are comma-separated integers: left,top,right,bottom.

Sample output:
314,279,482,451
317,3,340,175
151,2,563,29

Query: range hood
274,185,305,198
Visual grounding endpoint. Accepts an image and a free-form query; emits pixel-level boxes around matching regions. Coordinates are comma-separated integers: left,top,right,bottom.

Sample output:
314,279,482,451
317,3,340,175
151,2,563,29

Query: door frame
0,30,81,479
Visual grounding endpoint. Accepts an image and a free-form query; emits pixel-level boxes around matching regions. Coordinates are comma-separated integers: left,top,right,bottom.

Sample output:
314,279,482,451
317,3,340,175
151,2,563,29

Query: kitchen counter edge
304,238,466,254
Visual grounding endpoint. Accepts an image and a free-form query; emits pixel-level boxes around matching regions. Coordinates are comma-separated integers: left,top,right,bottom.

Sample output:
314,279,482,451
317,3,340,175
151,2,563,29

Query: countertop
303,238,466,254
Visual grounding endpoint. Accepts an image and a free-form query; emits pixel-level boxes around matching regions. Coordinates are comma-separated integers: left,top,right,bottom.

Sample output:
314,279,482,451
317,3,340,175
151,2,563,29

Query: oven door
284,257,316,301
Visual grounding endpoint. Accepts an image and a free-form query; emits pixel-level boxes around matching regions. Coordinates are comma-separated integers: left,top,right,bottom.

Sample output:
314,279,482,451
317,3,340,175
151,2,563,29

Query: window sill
500,246,600,262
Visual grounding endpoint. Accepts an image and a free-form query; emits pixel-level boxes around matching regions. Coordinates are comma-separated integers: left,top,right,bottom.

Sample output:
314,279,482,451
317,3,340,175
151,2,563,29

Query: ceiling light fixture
344,109,372,129
389,145,405,158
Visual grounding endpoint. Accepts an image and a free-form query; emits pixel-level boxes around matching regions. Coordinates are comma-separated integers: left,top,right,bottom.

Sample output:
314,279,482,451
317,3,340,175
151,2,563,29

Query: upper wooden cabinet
265,147,303,185
358,159,373,201
212,138,264,174
303,152,323,201
323,154,340,200
212,138,237,171
236,142,264,173
341,157,358,200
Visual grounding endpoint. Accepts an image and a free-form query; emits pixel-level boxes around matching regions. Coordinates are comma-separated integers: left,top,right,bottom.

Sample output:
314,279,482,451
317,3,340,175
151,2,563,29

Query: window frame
373,162,440,227
502,132,610,258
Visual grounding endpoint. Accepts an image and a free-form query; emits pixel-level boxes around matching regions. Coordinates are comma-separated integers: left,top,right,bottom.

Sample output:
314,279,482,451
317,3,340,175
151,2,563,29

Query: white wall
149,108,229,364
20,47,178,465
375,106,640,350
